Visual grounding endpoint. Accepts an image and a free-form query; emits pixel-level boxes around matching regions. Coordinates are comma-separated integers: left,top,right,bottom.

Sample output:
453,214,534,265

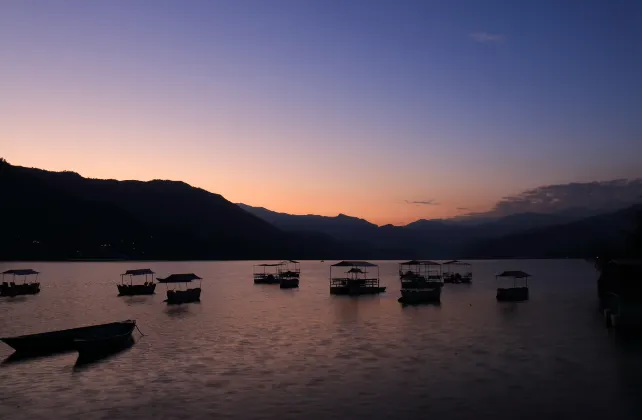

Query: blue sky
1,0,641,224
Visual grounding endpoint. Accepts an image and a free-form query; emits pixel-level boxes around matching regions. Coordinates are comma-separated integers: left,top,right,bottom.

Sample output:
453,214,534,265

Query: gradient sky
2,0,641,225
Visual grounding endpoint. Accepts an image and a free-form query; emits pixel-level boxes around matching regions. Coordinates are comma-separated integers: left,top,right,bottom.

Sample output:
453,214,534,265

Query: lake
1,260,641,420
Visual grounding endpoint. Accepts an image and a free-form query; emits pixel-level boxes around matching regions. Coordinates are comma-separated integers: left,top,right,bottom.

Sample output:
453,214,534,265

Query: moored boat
74,329,135,356
279,260,300,289
330,261,385,295
253,263,281,284
1,269,41,297
117,268,156,296
157,273,202,304
496,271,530,301
443,260,473,284
0,320,136,354
397,260,442,304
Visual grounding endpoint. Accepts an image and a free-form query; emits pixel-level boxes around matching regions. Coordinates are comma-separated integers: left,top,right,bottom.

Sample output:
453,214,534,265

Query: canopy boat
443,260,473,284
330,261,385,295
397,260,442,304
0,320,135,354
253,263,281,284
157,273,202,304
496,271,530,301
117,269,156,296
597,260,642,330
279,260,300,289
1,269,41,297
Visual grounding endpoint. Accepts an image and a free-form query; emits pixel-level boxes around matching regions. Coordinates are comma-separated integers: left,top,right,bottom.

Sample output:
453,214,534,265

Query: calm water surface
1,260,641,420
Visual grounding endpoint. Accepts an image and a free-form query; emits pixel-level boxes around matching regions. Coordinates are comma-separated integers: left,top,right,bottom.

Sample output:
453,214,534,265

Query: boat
253,263,281,284
117,268,156,296
74,329,135,356
496,271,530,301
279,260,300,289
443,260,472,283
0,269,41,297
397,260,442,304
0,320,136,354
597,260,642,330
157,273,202,304
330,261,386,295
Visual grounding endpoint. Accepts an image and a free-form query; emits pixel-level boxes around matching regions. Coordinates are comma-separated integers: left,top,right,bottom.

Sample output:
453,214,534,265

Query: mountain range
0,160,345,260
238,203,640,259
1,159,639,261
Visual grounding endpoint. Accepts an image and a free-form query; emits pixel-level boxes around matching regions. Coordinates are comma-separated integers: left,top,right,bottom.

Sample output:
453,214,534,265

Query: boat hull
330,286,386,295
280,278,299,289
166,288,201,304
0,282,40,297
398,287,441,304
254,275,279,285
1,320,136,354
74,332,135,355
496,287,529,301
401,279,443,289
117,283,156,296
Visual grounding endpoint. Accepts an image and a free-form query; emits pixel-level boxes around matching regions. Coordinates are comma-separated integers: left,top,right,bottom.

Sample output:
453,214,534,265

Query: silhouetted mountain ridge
1,159,638,260
239,201,641,258
0,161,352,260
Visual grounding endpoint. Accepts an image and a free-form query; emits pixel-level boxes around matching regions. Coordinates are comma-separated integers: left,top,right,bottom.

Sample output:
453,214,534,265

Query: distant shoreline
0,257,588,263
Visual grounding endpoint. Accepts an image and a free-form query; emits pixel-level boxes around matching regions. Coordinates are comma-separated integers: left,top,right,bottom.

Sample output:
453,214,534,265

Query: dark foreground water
1,260,641,420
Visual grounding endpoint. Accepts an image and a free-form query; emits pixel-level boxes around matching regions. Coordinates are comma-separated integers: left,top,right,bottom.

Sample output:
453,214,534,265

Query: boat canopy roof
281,260,299,264
122,269,154,276
399,260,440,266
256,263,282,267
443,260,470,265
347,268,364,273
332,261,378,267
2,269,39,276
497,270,530,278
157,273,202,283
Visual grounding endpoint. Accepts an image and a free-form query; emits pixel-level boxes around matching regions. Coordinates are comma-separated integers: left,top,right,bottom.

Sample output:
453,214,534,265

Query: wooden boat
253,263,281,284
157,273,202,304
443,260,473,284
0,320,136,354
1,269,41,297
597,260,642,330
397,260,442,304
330,261,386,295
279,260,300,289
74,329,135,355
117,268,156,296
496,271,530,301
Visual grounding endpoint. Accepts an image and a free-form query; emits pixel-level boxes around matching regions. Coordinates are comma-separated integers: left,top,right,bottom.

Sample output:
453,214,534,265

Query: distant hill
238,202,640,259
465,205,642,258
0,160,348,260
237,204,416,258
2,159,637,261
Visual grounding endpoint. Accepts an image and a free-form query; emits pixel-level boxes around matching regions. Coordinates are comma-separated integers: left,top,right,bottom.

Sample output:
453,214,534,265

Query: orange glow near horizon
3,151,496,226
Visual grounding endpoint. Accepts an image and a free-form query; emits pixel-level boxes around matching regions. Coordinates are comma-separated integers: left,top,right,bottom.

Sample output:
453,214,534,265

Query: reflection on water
2,349,76,366
74,337,136,371
0,260,640,420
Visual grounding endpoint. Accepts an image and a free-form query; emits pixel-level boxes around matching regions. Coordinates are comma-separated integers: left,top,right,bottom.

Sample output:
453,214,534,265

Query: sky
1,0,641,225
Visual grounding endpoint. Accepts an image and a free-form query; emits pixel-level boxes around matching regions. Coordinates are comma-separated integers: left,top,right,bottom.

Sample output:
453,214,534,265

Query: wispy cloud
456,207,470,211
405,199,439,206
470,32,504,43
